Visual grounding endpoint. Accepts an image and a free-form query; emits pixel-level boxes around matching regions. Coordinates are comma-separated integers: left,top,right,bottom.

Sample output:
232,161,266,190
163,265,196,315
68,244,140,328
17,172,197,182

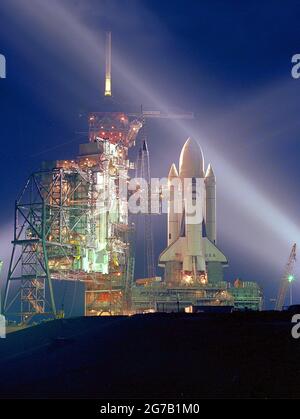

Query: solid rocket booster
168,163,180,246
205,164,216,243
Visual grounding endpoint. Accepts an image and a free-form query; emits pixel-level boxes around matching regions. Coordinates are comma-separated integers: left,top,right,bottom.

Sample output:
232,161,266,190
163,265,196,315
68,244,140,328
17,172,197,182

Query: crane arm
275,243,296,310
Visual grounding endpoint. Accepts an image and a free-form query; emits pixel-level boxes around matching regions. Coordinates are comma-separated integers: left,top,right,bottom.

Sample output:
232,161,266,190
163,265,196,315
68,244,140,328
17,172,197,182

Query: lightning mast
104,31,112,97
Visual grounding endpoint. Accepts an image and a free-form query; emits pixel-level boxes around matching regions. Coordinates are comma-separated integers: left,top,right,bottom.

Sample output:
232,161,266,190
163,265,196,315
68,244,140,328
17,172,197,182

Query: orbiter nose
179,137,204,178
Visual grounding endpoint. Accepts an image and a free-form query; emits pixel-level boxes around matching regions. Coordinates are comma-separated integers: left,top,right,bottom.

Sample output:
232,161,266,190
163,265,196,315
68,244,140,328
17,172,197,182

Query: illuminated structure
3,110,142,321
229,279,263,311
3,32,143,321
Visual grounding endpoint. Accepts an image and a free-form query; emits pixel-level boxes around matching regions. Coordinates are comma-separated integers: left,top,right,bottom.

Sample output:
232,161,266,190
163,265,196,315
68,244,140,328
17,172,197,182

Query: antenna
104,31,112,97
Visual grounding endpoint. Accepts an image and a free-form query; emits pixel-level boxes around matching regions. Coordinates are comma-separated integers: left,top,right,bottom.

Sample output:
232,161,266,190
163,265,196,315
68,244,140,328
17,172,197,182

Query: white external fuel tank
179,138,206,273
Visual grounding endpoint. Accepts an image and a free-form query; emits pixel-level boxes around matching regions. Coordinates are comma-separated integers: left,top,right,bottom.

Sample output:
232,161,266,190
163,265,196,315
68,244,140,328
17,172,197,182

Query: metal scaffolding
4,111,142,322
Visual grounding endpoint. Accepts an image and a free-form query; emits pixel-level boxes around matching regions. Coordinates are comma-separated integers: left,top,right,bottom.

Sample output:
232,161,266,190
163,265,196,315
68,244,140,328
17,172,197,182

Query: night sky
1,0,300,311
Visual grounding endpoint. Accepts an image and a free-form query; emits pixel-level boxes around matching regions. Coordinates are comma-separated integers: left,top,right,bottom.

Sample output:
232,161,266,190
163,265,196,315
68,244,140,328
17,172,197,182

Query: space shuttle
158,137,228,284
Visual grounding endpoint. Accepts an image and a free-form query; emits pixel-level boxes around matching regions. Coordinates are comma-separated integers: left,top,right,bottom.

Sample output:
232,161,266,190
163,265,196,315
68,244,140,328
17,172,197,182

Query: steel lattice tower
135,124,156,280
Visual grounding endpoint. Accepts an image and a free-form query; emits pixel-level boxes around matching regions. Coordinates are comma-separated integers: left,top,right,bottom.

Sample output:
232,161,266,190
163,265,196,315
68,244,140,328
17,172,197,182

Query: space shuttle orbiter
158,137,228,284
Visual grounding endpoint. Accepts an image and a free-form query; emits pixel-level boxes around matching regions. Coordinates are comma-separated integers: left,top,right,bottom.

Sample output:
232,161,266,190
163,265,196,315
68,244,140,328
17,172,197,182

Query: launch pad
132,278,263,313
2,32,263,323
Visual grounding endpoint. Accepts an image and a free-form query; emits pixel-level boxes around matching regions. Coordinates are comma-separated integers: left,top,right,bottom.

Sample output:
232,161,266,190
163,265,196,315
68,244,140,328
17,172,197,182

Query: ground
0,312,299,399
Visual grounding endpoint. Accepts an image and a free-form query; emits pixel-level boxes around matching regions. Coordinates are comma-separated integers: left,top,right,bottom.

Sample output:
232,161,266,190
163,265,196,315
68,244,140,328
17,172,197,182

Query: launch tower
3,32,143,321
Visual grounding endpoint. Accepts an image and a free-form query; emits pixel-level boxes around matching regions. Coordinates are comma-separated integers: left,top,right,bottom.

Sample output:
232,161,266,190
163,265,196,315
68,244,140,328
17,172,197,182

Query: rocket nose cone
179,137,204,178
168,163,179,179
205,164,216,185
205,163,215,179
